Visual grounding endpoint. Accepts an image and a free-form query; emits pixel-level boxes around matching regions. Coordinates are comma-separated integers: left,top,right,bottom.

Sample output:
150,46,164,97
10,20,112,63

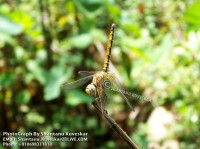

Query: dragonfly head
85,84,96,97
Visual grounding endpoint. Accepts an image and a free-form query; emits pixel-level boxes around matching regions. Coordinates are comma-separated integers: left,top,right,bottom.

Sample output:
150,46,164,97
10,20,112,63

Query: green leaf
26,60,47,85
26,111,45,124
15,90,31,104
122,23,141,37
105,141,116,148
184,1,200,27
0,32,15,45
86,117,97,129
0,72,15,87
69,33,93,50
44,65,73,101
65,90,91,106
105,1,121,21
74,0,103,18
121,36,150,61
0,15,22,35
152,33,174,67
10,11,33,31
90,28,107,42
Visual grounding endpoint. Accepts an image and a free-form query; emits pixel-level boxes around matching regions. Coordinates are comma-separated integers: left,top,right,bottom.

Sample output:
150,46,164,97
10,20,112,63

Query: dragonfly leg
103,109,108,114
92,99,103,114
92,98,115,128
91,99,96,106
91,98,99,110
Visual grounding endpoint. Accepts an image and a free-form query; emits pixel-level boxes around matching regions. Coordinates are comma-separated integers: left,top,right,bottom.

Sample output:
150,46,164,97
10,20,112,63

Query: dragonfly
62,24,134,114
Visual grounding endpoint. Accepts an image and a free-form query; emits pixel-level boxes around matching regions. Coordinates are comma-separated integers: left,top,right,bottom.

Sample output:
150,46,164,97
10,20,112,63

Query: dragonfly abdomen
103,24,115,72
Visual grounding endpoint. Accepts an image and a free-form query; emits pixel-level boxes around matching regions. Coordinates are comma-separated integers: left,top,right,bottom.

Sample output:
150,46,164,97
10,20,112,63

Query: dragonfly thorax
85,84,96,96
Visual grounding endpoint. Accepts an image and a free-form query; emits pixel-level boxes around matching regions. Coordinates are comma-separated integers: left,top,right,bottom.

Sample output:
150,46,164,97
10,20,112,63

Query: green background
0,0,200,148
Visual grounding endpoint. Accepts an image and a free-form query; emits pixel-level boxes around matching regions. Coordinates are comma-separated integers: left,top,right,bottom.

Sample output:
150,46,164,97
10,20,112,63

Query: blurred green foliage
0,0,200,149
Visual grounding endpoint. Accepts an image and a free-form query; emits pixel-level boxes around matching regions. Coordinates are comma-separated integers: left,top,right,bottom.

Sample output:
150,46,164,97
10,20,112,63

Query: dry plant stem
92,100,139,149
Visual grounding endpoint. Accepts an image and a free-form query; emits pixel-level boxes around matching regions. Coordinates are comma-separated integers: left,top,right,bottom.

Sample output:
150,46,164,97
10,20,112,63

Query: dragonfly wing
78,71,96,77
118,88,135,111
62,75,93,90
96,77,107,113
105,74,134,111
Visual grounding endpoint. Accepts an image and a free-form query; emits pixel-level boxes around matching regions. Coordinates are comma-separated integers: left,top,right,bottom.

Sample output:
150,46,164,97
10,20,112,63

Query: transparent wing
105,73,134,111
78,71,96,77
95,76,107,113
62,75,93,90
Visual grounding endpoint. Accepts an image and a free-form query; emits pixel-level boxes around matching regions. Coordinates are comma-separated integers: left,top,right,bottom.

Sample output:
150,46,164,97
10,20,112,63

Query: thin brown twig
92,99,139,149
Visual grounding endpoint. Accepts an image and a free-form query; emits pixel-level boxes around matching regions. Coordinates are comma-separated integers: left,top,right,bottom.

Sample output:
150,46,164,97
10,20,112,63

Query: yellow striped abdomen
102,23,115,72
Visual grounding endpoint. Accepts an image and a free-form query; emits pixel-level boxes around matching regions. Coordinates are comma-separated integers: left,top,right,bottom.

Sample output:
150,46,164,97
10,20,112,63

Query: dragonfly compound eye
85,84,96,96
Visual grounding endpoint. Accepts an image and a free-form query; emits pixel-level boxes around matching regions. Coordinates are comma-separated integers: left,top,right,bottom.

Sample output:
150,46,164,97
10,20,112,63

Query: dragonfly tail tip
111,23,116,28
